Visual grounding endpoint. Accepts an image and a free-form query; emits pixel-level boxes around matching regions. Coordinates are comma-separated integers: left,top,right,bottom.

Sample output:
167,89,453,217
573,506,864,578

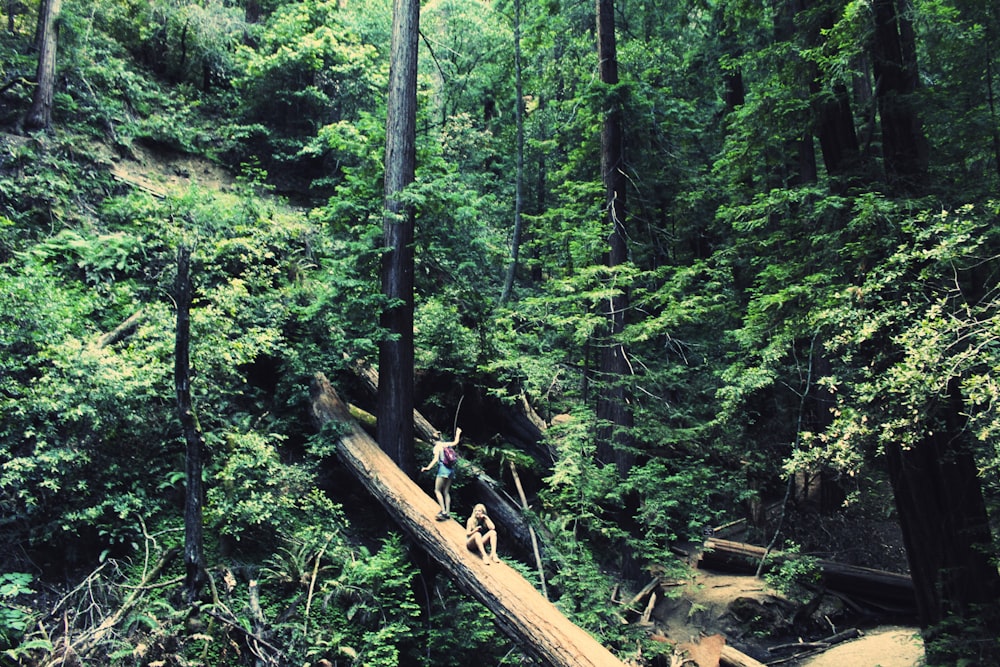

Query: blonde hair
472,503,487,515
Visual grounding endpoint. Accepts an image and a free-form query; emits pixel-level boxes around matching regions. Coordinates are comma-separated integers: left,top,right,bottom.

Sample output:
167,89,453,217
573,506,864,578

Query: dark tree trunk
177,21,188,84
500,0,524,306
986,33,1000,182
595,0,633,476
245,0,261,23
796,0,863,189
770,1,817,187
23,0,61,131
378,0,419,474
723,68,745,112
812,81,862,187
596,0,639,582
885,379,1000,663
871,0,929,193
174,246,207,603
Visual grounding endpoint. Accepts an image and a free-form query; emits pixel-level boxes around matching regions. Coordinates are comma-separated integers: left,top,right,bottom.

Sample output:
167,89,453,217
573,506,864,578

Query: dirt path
796,626,924,667
655,568,924,666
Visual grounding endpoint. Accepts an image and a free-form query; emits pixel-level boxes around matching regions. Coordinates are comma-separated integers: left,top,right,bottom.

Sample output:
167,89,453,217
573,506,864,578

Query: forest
2,0,1000,665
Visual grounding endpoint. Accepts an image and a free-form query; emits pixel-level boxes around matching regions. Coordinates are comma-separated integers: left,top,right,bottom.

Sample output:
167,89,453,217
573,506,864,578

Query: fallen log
767,627,861,654
720,644,768,667
93,309,145,349
310,372,625,667
700,538,916,613
765,628,864,665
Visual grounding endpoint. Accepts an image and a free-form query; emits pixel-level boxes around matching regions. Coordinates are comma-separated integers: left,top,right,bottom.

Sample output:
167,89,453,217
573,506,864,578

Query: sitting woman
465,503,500,564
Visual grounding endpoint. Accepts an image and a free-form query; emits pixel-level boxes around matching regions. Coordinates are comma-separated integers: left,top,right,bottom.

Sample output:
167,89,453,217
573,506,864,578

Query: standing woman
421,427,461,520
466,503,500,564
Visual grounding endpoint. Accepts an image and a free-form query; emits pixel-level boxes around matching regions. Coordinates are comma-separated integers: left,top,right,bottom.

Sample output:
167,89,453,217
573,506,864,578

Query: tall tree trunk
812,81,862,185
772,0,818,187
871,0,928,193
23,0,61,131
596,0,638,581
886,379,1000,664
595,0,633,475
986,18,1000,182
378,0,419,474
799,0,863,189
500,0,524,306
174,246,207,602
530,91,547,285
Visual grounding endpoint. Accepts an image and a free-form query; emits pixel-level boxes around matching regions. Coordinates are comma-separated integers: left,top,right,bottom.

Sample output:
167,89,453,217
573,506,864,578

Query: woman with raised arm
420,427,461,520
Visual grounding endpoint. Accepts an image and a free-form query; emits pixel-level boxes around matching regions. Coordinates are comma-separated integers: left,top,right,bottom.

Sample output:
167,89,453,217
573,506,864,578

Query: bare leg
441,477,452,514
483,531,500,562
467,534,490,563
433,477,448,514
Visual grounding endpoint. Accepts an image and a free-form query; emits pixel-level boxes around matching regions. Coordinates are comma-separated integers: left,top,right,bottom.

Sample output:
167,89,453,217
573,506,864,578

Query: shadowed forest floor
655,567,924,666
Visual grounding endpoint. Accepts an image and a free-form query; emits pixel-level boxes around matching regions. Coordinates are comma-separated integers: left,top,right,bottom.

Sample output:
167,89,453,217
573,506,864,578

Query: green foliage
415,297,481,374
5,0,1000,660
257,532,428,666
0,573,38,651
821,202,1000,457
230,0,385,179
762,543,822,604
542,413,623,526
421,585,520,666
206,431,313,544
624,459,722,561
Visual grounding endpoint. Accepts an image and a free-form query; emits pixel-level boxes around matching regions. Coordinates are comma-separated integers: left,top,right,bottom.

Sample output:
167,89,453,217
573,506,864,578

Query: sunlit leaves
823,202,1000,455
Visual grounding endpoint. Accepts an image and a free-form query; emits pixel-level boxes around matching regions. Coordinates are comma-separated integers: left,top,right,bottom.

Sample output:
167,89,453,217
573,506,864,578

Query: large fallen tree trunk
700,538,916,614
310,372,625,667
346,356,540,558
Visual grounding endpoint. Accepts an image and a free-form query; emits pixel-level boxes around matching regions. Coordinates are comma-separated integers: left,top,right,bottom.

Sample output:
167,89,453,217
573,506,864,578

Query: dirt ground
105,139,236,195
654,567,925,667
796,626,924,667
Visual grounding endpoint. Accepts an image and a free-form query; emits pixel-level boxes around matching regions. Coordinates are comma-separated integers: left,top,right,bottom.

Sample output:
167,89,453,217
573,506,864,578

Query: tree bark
596,0,639,581
871,0,929,192
500,0,525,306
885,379,1000,662
23,0,61,131
310,373,626,667
773,0,818,187
595,0,633,476
378,0,420,474
175,246,206,602
797,0,863,189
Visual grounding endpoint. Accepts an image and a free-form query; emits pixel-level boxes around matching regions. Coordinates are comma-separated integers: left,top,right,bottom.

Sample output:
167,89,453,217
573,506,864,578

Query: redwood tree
594,0,632,476
885,380,1000,663
871,0,928,192
378,0,419,473
174,246,207,602
23,0,61,131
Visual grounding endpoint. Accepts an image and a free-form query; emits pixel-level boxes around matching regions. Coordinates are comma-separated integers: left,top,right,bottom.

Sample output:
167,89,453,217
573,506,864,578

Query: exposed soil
106,139,236,196
653,566,924,667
